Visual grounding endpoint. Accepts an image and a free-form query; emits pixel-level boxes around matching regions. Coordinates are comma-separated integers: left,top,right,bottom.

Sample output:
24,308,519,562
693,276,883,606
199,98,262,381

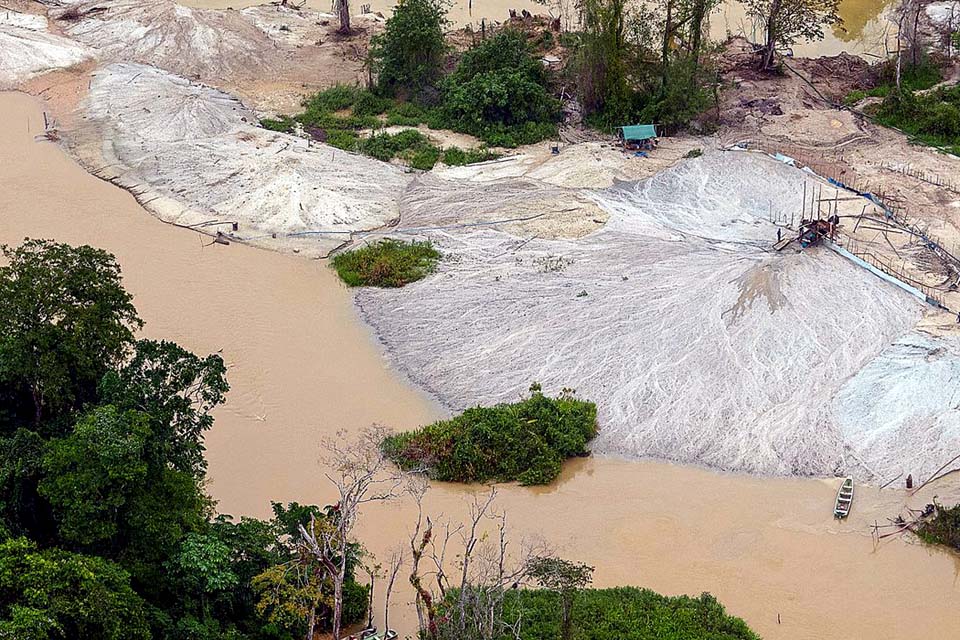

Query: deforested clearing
355,150,955,480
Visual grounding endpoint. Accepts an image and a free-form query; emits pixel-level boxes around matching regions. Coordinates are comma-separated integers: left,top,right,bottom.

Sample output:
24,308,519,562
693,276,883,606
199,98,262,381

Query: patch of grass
260,116,295,133
330,239,440,288
408,146,442,170
441,146,500,165
492,587,759,640
844,58,944,106
386,101,429,126
876,85,960,155
261,86,498,169
381,384,597,485
917,503,960,550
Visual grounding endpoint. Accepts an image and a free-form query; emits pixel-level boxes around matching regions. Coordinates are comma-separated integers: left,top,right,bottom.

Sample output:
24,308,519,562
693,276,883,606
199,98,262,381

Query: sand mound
47,0,374,112
832,332,960,482
51,0,278,81
435,139,704,189
356,151,929,479
399,173,609,239
0,9,93,88
73,63,409,256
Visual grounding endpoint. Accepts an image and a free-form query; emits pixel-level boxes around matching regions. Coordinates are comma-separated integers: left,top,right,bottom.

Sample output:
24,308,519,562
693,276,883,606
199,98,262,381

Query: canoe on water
834,477,854,519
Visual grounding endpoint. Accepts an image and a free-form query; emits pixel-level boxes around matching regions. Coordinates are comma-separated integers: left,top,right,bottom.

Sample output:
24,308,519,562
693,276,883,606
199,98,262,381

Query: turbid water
3,90,960,639
184,0,896,58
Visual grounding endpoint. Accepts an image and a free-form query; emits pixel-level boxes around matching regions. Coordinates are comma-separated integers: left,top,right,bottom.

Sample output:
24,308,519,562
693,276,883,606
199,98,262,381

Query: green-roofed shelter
618,124,658,141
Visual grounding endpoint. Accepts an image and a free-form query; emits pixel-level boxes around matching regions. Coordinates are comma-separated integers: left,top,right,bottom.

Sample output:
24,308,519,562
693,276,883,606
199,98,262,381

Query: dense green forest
0,239,367,640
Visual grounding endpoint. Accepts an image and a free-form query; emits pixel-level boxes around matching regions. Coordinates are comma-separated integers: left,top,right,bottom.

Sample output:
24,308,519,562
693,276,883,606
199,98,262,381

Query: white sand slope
50,0,279,81
355,151,936,480
78,63,410,255
0,9,93,88
833,332,960,482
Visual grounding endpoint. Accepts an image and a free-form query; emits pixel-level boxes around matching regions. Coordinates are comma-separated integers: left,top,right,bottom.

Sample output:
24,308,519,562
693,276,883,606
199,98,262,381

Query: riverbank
4,89,960,639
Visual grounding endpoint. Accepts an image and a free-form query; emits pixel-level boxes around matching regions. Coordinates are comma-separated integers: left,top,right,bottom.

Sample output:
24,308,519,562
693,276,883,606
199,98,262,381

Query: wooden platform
773,235,796,251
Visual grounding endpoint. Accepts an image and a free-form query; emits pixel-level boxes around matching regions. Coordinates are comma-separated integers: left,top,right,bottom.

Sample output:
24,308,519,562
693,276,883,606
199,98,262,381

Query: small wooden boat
834,477,854,519
355,628,397,640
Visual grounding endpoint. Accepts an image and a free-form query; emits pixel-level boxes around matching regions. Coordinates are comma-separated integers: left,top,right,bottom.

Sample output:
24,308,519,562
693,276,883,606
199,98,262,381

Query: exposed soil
717,36,960,326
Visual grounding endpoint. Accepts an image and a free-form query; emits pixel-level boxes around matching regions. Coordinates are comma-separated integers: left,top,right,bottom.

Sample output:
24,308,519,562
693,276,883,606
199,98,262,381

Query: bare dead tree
408,485,549,640
298,426,404,640
383,546,405,634
407,474,440,637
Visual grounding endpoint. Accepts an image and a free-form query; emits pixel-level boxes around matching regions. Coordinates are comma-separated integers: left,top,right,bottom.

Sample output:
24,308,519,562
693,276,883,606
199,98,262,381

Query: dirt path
3,90,960,640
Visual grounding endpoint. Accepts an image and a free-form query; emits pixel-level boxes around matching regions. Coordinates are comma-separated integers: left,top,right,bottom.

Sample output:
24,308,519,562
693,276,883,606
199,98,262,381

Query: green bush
324,129,361,151
381,385,597,485
370,0,448,99
442,70,560,131
441,146,499,165
330,239,440,287
448,30,546,87
260,117,295,133
386,101,429,126
359,129,439,166
301,84,365,113
917,503,960,550
409,146,442,170
494,587,759,640
352,91,392,117
876,85,960,155
437,30,561,146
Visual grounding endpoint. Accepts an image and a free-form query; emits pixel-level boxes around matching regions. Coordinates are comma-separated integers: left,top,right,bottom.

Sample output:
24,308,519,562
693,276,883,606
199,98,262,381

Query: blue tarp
619,124,657,141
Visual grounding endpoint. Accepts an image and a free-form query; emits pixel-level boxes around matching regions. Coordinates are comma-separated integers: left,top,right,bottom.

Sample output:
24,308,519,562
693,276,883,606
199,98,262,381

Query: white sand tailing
44,0,376,112
48,0,278,80
72,63,409,256
354,150,942,480
0,7,93,89
399,173,610,239
832,332,960,483
434,138,704,189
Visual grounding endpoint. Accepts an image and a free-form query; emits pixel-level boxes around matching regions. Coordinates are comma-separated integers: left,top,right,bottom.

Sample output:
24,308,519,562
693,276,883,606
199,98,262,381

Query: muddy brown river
2,90,960,639
185,0,897,58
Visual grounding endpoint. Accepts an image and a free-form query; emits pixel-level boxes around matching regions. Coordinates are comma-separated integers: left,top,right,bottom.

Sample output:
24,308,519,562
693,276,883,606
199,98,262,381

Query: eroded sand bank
3,90,960,640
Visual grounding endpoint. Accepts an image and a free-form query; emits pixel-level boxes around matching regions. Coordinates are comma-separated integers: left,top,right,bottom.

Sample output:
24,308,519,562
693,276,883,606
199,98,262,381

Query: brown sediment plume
2,90,960,640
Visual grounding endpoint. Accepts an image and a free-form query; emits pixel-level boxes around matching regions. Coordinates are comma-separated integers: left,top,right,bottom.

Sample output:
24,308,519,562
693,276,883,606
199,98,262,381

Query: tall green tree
0,239,141,429
0,537,150,640
99,338,229,478
525,556,594,640
39,406,151,547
